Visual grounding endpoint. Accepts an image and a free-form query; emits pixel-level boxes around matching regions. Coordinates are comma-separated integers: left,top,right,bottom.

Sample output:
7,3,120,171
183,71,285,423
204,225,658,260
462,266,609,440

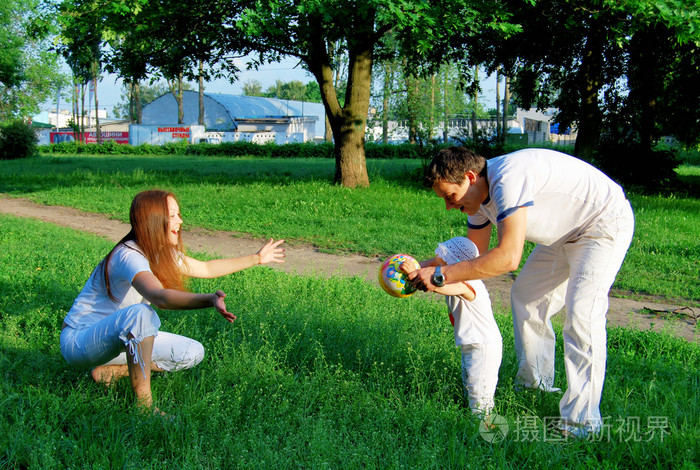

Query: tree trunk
73,84,79,139
574,31,604,161
382,62,392,144
198,61,205,126
135,82,143,124
128,82,135,123
94,76,101,144
307,24,371,187
169,73,185,124
496,68,501,140
177,74,184,124
471,67,478,140
333,45,371,187
429,74,435,141
80,83,85,142
633,26,662,153
324,115,332,142
443,69,449,143
405,72,419,144
502,75,510,135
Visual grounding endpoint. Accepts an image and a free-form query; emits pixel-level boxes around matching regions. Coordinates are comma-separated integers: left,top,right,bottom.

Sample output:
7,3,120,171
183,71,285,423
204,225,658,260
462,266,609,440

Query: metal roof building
142,90,325,139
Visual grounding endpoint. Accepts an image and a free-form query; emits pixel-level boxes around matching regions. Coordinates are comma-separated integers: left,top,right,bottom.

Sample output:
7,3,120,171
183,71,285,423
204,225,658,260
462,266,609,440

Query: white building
516,108,577,145
33,109,108,130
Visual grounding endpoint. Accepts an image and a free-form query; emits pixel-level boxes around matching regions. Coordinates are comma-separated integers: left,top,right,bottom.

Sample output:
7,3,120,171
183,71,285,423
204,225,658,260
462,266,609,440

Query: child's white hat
435,237,480,265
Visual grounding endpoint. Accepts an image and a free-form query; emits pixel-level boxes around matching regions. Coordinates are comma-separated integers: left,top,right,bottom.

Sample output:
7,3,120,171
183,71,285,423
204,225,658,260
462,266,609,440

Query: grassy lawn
1,153,697,303
1,214,698,468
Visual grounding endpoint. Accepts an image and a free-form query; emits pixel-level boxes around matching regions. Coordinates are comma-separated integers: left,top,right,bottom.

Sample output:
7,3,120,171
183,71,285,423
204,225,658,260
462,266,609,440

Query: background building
138,91,324,144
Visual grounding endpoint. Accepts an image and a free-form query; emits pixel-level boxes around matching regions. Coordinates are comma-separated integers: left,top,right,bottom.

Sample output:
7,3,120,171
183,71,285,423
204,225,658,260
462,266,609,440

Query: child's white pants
60,303,204,373
511,201,634,434
461,341,502,416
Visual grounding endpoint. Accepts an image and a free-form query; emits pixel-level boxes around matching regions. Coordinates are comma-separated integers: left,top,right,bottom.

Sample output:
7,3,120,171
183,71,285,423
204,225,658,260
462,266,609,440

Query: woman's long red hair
101,190,186,301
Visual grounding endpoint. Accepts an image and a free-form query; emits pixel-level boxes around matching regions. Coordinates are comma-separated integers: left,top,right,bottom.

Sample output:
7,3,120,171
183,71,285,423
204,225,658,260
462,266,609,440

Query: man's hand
406,265,438,292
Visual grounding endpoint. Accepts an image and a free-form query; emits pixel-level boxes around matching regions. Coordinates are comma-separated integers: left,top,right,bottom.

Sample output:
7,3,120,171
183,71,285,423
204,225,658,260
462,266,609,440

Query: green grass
1,214,698,468
1,154,698,303
621,193,700,301
677,164,700,188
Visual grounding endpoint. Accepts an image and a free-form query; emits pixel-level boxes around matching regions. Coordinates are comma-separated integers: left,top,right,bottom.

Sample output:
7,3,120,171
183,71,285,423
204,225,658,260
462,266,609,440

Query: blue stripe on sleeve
496,201,533,223
468,220,492,230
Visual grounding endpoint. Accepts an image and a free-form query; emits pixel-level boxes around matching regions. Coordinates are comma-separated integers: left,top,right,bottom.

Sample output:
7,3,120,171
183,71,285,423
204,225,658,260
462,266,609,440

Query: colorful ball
378,253,421,298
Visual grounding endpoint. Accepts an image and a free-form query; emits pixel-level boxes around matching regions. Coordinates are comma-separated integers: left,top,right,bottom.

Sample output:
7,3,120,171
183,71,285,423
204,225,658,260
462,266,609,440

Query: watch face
432,272,445,287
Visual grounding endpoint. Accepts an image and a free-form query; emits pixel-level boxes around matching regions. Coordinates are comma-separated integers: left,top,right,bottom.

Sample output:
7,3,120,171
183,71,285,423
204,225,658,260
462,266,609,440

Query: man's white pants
511,202,634,434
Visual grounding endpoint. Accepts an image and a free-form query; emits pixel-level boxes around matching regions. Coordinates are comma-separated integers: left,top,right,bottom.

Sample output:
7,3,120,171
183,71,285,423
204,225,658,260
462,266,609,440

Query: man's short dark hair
424,147,487,187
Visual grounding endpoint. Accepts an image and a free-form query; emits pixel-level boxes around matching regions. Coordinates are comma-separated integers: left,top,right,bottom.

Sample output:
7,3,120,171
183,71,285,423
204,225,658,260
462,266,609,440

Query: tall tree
620,2,700,151
232,0,514,187
467,0,700,162
96,0,240,127
242,80,263,96
54,0,107,140
0,0,66,120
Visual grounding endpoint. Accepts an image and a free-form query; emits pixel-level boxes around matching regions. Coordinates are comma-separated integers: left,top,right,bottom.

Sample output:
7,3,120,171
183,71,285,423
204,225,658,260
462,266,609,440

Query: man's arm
408,207,528,290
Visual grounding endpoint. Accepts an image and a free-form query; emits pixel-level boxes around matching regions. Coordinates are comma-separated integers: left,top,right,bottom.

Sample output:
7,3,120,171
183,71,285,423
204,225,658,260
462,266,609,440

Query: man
408,146,634,437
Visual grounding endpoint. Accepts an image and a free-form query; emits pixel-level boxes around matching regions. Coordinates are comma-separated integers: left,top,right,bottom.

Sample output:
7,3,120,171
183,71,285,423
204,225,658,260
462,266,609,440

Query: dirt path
1,194,697,343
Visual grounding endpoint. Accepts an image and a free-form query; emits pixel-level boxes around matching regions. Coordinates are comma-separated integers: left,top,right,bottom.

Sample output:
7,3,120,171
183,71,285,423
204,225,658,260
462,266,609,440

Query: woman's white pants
60,303,204,373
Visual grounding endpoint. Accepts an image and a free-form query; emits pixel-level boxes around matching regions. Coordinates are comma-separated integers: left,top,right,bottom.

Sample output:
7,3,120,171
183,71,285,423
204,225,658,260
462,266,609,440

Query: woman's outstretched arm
132,271,236,322
182,238,285,279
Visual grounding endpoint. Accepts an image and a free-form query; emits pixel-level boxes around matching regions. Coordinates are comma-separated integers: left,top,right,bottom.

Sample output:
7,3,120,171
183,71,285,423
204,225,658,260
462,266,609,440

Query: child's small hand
399,261,417,275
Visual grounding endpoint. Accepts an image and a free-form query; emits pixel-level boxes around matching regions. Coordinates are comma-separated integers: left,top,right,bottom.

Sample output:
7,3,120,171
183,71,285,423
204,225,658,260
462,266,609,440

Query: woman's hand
212,290,236,322
257,238,286,265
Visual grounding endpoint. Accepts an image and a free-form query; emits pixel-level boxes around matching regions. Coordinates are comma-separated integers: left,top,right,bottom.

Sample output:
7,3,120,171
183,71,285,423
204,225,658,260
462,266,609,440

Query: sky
43,56,499,118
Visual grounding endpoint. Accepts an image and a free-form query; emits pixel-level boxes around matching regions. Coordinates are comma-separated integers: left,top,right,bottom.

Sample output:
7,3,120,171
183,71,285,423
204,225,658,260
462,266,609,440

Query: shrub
592,142,679,191
0,120,38,160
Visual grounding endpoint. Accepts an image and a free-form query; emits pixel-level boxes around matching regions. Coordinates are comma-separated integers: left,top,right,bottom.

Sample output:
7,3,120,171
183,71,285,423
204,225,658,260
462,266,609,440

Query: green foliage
0,0,67,120
184,141,334,159
676,147,700,166
40,141,447,160
39,140,190,156
0,120,38,160
592,142,680,192
363,142,440,160
0,214,697,468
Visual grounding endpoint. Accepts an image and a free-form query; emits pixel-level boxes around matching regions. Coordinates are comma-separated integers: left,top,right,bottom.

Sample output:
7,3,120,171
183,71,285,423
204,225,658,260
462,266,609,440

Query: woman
60,189,285,412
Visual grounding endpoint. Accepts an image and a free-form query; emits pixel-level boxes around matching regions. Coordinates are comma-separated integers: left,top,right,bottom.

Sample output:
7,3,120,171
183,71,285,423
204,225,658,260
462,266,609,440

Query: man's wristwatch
431,265,445,287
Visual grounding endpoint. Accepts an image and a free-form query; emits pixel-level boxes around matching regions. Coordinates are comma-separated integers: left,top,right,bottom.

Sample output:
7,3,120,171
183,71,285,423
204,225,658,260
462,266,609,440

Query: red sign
157,127,190,139
50,131,129,144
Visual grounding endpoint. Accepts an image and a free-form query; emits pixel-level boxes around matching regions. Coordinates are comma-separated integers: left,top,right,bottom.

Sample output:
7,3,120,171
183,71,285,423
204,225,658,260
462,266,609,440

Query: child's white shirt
445,279,502,346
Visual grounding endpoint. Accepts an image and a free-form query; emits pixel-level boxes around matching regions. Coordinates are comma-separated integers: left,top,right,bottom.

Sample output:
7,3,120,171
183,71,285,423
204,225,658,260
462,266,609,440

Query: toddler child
404,236,502,416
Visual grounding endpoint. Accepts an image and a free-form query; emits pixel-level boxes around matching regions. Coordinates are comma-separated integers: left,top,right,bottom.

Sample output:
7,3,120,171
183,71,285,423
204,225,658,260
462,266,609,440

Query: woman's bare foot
135,402,172,419
91,365,129,387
